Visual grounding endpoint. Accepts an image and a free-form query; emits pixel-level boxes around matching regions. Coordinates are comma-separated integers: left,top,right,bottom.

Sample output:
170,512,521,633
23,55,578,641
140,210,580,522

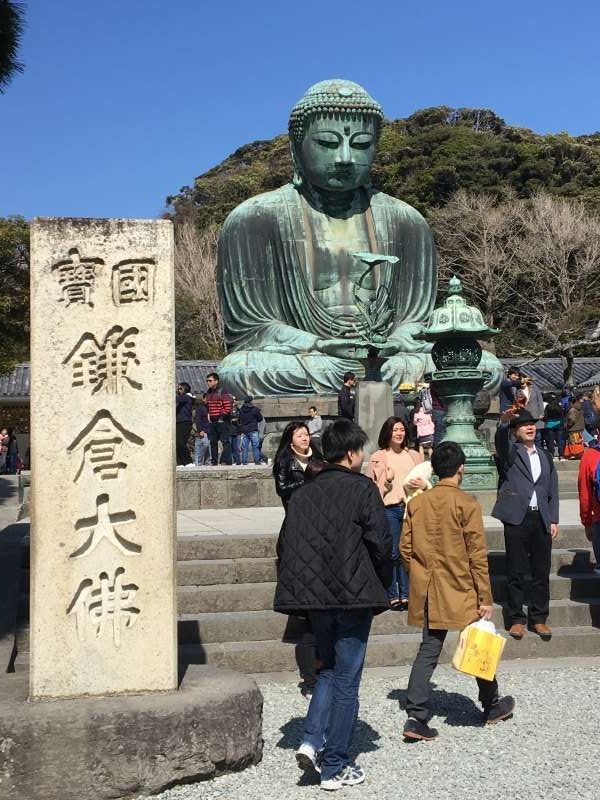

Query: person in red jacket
578,445,600,575
205,372,234,465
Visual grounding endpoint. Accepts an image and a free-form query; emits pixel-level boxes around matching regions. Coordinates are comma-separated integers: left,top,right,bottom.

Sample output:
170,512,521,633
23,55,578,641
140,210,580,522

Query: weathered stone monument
216,78,502,398
30,217,177,698
0,218,263,800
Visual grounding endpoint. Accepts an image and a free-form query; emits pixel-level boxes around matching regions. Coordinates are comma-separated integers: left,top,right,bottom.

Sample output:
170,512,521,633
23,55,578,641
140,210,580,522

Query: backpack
420,386,433,414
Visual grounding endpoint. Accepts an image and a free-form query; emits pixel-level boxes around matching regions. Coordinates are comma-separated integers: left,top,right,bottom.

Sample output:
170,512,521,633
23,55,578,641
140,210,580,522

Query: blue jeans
593,522,600,568
302,609,372,781
385,504,409,601
432,409,446,447
241,431,262,464
193,435,210,466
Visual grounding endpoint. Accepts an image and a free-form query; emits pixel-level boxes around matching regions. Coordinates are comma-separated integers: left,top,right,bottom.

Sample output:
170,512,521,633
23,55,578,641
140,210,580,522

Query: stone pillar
356,382,393,458
29,218,177,699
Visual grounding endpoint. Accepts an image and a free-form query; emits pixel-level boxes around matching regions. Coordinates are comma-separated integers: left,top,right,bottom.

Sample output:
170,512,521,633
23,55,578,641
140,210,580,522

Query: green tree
0,0,25,93
0,216,29,373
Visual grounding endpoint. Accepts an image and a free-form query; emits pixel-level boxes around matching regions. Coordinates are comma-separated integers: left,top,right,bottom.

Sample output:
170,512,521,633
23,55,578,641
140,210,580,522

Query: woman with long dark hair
273,420,320,510
273,420,322,697
367,416,428,610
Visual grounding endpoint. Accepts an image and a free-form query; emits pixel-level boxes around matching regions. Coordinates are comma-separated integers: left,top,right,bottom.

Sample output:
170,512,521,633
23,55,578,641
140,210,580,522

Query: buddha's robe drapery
217,183,495,395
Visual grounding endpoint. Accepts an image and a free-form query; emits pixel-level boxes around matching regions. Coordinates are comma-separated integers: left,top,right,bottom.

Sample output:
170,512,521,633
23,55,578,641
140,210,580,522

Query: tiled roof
1,357,599,400
175,360,221,395
0,362,30,398
501,357,600,393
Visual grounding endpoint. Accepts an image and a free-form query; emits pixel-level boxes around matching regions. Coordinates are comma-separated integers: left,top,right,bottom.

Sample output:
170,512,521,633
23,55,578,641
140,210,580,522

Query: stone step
179,625,600,673
177,597,600,645
176,548,597,587
177,558,276,586
176,526,591,562
177,534,278,561
176,571,600,615
18,597,600,659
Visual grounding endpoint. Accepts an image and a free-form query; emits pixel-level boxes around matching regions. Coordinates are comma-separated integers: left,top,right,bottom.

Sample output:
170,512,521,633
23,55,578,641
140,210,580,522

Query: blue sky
2,0,600,220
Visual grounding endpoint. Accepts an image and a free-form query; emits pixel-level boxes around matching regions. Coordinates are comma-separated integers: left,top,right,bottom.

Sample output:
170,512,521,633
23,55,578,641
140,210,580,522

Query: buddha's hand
375,324,429,356
315,338,367,359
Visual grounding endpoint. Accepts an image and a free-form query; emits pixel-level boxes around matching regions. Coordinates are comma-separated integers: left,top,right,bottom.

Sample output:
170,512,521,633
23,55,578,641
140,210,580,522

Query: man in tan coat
400,442,515,741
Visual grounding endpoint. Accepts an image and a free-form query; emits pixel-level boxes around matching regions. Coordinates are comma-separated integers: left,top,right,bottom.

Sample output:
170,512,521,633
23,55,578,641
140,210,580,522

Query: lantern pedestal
428,368,498,490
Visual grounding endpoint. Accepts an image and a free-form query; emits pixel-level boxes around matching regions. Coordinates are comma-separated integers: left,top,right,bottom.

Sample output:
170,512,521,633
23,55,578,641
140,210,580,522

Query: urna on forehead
288,78,384,142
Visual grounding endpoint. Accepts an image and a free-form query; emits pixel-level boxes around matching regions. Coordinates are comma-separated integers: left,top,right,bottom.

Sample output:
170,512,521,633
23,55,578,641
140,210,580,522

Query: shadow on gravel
276,715,382,784
388,686,483,727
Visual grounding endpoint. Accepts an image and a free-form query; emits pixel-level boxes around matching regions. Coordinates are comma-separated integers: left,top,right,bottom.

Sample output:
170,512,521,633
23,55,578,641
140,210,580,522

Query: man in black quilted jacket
274,419,392,791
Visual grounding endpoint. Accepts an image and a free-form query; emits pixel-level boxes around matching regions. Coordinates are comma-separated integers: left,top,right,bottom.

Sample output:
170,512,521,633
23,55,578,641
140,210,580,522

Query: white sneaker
296,743,320,773
320,764,365,791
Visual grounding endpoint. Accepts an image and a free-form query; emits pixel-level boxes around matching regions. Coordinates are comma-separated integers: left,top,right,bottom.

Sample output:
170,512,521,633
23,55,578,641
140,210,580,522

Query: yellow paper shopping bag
451,619,506,681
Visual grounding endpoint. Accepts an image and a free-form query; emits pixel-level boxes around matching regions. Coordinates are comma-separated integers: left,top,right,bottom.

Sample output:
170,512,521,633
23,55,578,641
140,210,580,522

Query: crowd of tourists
175,373,267,468
499,367,599,458
265,365,600,791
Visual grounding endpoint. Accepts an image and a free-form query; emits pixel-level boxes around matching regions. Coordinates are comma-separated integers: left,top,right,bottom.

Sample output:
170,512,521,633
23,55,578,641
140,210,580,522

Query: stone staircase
175,525,600,672
10,461,600,674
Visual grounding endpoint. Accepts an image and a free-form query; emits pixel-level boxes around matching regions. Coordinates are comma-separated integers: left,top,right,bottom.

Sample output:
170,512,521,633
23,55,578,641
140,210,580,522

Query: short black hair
322,419,367,463
343,371,356,383
309,405,317,412
178,382,191,393
206,372,219,382
431,441,465,479
377,416,407,450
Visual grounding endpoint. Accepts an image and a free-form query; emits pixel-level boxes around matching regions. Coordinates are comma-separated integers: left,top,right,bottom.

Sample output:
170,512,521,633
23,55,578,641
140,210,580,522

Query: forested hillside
167,106,600,229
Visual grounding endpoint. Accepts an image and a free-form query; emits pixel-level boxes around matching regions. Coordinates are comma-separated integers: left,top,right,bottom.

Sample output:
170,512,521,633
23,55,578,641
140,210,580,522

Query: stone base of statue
0,664,263,800
356,381,394,459
430,368,498,490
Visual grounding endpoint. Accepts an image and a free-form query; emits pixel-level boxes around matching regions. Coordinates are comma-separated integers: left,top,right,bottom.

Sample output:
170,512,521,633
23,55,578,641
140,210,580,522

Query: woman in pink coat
367,417,427,610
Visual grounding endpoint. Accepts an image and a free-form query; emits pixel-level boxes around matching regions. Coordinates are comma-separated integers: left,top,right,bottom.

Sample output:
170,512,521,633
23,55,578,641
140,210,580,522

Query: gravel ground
152,663,600,800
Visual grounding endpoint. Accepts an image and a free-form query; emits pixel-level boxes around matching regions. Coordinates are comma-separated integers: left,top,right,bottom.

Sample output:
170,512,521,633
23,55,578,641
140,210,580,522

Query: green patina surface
216,79,445,396
419,278,500,489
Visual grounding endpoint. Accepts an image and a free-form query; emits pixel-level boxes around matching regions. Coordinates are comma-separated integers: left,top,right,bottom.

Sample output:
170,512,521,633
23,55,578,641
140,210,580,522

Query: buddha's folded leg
218,351,362,396
479,351,503,394
381,351,503,395
380,353,434,389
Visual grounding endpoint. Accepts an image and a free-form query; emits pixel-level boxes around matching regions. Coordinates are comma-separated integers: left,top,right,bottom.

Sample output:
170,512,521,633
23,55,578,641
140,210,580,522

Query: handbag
564,431,584,459
451,619,506,681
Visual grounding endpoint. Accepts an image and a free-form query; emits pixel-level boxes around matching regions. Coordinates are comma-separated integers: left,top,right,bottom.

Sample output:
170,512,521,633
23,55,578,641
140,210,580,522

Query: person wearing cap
492,408,559,641
238,395,264,465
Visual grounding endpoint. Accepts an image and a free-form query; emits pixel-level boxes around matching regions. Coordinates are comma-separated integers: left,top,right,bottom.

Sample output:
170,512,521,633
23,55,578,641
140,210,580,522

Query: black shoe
483,695,515,725
403,717,439,741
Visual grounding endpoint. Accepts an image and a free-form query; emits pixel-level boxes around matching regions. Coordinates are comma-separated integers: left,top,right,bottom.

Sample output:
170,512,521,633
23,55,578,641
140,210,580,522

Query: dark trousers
175,422,192,465
295,625,318,689
406,614,499,722
543,427,560,457
208,420,232,465
504,510,552,625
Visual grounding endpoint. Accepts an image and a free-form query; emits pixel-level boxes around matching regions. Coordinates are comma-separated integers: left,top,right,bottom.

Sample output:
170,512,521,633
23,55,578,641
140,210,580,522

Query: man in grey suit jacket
492,409,559,641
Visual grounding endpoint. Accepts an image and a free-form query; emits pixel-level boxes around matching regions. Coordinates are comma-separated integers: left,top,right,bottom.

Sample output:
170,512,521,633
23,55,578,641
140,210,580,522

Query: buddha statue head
288,79,384,193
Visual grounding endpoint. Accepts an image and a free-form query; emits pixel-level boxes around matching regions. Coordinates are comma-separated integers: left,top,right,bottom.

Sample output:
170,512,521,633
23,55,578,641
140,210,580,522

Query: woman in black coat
272,420,322,696
272,421,321,510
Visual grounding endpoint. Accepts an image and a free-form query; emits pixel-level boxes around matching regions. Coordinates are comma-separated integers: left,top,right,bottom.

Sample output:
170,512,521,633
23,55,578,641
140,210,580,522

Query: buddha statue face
295,114,378,193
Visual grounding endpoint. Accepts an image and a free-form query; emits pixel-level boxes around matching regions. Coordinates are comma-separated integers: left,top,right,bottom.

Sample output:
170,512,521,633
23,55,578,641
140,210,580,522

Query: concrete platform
0,664,263,800
175,498,583,537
